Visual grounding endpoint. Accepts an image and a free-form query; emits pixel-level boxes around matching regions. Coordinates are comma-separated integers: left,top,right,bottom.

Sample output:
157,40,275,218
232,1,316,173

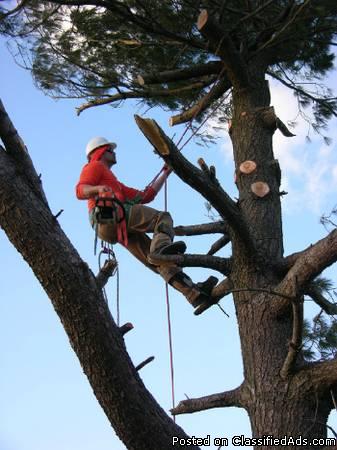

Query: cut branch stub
137,75,145,86
134,115,170,155
135,356,155,372
239,160,257,175
251,181,270,198
197,9,208,30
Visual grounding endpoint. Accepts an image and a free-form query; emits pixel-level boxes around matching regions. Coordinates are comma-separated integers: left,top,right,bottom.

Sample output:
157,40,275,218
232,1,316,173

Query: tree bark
0,145,200,450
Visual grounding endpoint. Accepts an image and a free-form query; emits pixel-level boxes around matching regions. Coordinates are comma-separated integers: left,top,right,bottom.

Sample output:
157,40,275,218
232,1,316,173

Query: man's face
103,146,117,166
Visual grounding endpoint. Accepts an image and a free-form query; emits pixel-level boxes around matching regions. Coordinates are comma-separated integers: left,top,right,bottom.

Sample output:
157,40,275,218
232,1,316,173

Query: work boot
169,273,216,308
196,276,218,296
158,240,187,255
148,241,187,264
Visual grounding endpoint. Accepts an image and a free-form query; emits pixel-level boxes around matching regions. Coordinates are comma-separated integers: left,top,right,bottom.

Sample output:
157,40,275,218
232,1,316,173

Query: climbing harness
93,192,126,255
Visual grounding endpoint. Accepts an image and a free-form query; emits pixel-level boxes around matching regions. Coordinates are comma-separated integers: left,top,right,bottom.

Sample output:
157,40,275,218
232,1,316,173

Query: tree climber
76,137,218,307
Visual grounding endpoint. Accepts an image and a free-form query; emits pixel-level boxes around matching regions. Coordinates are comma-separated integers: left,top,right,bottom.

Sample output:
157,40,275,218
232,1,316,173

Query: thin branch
0,0,30,19
235,0,275,26
171,385,243,415
134,115,255,255
267,71,337,118
252,0,311,57
207,235,230,255
280,299,303,379
174,221,228,236
305,288,337,316
77,81,209,115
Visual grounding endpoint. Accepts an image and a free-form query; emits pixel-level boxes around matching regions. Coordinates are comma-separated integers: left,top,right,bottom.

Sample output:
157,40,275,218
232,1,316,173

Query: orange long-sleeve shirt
76,161,156,211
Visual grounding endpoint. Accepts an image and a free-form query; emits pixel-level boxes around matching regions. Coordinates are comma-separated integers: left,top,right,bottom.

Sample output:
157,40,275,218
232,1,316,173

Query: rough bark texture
228,73,332,448
0,149,200,450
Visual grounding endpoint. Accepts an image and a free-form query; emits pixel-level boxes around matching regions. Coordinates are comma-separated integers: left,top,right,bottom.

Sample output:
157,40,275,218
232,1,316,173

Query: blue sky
1,21,337,450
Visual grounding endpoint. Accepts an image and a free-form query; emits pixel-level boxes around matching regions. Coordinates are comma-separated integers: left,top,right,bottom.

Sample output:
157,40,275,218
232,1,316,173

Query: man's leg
127,204,185,259
127,206,218,306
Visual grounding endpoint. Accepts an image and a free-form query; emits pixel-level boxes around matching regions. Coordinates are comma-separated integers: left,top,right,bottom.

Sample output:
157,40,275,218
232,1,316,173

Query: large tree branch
296,358,337,392
169,76,231,126
149,253,232,275
197,10,250,89
275,230,337,312
171,385,244,416
134,115,255,254
0,99,201,450
137,61,222,86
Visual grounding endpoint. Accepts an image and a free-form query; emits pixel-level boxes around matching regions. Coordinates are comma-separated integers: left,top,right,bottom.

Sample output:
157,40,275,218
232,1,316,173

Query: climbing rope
163,177,176,420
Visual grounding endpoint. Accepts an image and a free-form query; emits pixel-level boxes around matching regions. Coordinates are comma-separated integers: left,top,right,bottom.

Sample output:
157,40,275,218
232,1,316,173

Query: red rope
164,178,176,419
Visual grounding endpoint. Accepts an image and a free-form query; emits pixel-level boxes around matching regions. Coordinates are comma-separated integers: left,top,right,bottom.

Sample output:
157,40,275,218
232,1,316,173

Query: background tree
1,1,337,449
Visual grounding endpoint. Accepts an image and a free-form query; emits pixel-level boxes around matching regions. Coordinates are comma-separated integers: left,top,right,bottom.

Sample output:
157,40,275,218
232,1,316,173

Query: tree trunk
0,148,200,450
230,75,331,448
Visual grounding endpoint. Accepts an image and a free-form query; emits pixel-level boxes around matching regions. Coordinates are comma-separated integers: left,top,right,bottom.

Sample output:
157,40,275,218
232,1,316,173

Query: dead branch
134,115,255,255
280,299,303,379
96,259,118,289
174,221,228,236
207,236,230,255
135,356,155,371
171,385,243,415
169,77,231,126
137,61,222,85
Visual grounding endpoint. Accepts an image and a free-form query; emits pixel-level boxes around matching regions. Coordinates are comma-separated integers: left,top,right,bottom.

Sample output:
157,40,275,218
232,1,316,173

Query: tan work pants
96,204,181,283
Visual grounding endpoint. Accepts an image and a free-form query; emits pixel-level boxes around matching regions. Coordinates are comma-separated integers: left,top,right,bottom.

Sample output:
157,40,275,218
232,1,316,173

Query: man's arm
150,165,172,194
77,184,112,200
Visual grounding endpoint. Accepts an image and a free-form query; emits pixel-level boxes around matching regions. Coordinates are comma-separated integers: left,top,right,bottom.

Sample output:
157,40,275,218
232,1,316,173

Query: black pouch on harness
93,195,126,225
92,195,126,254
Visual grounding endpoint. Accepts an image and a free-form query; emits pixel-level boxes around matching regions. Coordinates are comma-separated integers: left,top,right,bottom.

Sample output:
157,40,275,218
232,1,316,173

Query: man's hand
97,185,113,194
163,164,173,176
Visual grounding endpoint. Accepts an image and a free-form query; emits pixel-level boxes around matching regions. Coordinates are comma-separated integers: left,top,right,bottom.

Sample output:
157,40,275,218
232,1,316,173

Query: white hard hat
85,136,117,158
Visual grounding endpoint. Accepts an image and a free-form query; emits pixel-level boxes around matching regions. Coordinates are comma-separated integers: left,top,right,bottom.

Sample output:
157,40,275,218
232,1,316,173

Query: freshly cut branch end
134,115,170,155
239,160,257,174
197,9,208,31
137,75,145,86
119,322,134,336
251,182,270,198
